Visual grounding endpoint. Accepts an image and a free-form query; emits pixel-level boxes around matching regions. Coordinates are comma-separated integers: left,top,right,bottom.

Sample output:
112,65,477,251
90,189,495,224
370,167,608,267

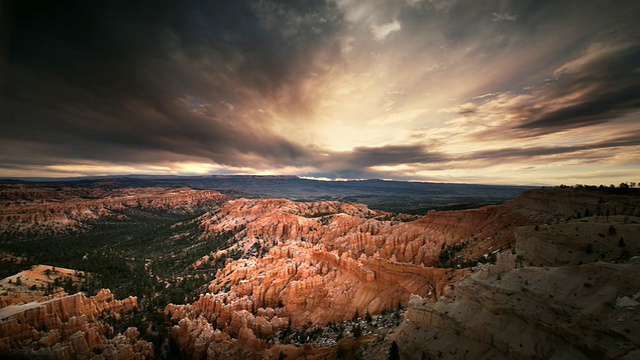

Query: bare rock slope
392,216,640,360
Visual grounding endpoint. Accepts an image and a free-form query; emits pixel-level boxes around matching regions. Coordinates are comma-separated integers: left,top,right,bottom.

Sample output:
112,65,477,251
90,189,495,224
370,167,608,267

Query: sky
1,0,639,185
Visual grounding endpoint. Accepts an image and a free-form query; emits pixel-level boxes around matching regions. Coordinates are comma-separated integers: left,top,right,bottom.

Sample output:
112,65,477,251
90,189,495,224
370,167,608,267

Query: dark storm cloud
518,43,640,133
320,144,449,174
319,129,640,179
342,144,447,167
466,132,640,162
0,0,342,169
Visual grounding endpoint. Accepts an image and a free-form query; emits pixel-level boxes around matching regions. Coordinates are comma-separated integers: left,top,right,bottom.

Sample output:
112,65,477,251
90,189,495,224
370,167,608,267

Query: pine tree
352,324,362,338
365,310,373,323
388,341,400,360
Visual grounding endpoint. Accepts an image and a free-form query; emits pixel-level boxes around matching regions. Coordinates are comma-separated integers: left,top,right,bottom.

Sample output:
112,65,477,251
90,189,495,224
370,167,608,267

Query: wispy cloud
453,40,640,138
371,20,402,41
492,12,517,21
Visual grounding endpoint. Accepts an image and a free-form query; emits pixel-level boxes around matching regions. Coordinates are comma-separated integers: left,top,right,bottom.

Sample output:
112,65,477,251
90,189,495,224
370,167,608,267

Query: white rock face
616,291,640,308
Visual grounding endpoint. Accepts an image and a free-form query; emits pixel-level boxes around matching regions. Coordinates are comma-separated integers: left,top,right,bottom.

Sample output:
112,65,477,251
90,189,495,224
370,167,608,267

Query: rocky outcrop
398,260,640,359
0,264,87,309
0,289,153,359
167,241,459,359
0,187,228,234
392,211,640,360
168,241,467,329
196,198,382,239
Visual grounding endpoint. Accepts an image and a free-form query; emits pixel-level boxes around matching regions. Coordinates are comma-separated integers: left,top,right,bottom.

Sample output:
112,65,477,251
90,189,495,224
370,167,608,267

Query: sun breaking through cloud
0,0,639,185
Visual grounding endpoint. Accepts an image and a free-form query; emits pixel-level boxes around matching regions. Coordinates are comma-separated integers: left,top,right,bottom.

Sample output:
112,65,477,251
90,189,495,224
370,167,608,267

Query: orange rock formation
0,289,152,359
167,189,640,358
166,197,537,358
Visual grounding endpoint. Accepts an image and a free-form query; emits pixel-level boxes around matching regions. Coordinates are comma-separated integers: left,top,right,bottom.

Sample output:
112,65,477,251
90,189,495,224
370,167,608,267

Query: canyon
0,180,639,359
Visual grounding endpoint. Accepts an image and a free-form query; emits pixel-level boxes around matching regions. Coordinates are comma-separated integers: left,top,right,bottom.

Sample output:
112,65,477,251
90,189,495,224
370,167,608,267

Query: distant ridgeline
0,175,538,214
557,182,640,194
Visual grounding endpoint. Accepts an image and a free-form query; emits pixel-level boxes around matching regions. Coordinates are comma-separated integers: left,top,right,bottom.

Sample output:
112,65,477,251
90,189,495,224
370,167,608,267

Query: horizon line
0,173,547,187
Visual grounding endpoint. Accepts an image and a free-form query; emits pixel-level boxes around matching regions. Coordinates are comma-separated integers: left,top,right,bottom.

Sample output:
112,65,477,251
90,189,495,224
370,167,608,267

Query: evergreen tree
389,341,400,360
352,324,362,338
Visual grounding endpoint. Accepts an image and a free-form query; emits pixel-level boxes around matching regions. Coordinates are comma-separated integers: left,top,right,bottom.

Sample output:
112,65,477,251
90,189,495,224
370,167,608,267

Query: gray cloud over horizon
1,0,639,184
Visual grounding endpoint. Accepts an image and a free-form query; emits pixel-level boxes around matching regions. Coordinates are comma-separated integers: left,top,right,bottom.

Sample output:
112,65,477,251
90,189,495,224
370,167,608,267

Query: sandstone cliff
0,288,153,359
195,198,534,269
395,261,640,359
0,265,87,309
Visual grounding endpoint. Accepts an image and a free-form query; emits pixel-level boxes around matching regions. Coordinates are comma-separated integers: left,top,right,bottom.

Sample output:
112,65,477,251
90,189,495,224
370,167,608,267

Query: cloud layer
1,0,639,185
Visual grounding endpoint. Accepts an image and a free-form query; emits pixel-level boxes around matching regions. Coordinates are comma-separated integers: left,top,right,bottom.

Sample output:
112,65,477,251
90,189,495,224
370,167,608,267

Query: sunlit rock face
166,197,539,358
195,198,535,269
0,186,228,234
0,289,153,359
4,185,638,359
0,264,89,309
